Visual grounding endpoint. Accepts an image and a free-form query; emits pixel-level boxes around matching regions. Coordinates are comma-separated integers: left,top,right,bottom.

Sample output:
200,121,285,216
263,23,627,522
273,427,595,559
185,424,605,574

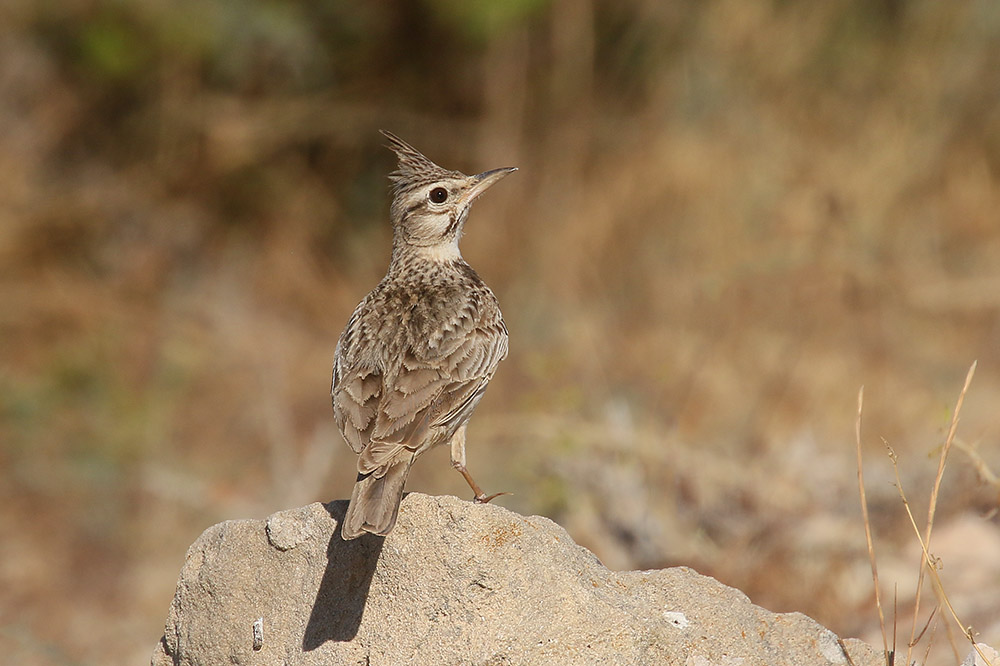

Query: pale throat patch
415,239,463,262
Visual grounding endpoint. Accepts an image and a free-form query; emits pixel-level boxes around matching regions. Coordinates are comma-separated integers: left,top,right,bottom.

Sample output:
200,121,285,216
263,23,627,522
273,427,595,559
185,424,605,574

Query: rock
151,493,880,666
963,643,1000,666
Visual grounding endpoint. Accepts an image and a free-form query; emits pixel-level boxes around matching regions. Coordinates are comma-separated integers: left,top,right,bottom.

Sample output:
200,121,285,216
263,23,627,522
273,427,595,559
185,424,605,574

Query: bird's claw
474,491,512,504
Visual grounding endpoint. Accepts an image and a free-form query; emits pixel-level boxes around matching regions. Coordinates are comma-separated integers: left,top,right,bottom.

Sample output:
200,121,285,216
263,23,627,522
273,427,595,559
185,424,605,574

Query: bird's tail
341,457,412,540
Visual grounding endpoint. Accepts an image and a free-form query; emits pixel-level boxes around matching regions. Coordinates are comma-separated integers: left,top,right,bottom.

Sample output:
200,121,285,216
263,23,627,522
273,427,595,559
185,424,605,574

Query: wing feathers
332,277,507,480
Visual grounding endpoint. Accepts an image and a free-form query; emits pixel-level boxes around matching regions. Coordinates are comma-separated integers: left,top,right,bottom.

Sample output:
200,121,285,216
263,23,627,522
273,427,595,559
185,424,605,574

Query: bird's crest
380,130,462,193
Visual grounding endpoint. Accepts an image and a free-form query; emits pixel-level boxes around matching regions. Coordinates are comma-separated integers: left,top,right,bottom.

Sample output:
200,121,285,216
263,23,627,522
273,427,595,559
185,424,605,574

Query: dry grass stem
906,360,977,664
893,585,898,664
921,620,937,666
838,636,860,666
886,441,994,666
855,386,891,664
911,604,937,648
952,438,1000,508
939,589,964,665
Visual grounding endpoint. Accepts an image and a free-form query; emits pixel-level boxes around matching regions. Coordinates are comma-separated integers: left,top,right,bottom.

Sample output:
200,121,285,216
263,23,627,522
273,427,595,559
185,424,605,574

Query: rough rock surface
152,493,880,666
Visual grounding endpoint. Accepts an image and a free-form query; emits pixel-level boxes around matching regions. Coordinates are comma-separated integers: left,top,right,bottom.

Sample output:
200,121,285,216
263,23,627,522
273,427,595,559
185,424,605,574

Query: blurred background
2,0,999,663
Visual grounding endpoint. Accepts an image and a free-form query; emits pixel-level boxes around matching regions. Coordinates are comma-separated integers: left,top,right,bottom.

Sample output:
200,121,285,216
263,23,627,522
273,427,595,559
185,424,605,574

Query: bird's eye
429,187,448,203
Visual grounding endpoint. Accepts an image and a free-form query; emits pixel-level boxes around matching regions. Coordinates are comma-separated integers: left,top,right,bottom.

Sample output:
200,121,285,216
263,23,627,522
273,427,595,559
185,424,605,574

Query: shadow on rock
303,500,385,649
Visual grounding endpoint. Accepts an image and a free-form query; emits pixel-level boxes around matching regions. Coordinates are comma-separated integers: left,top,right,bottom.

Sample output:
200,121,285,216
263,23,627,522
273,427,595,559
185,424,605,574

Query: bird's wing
332,361,382,455
429,319,508,429
341,306,507,476
332,307,382,455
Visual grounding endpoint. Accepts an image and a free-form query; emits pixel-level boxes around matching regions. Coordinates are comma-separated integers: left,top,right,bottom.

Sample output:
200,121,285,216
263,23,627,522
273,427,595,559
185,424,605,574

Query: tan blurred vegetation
2,0,1000,663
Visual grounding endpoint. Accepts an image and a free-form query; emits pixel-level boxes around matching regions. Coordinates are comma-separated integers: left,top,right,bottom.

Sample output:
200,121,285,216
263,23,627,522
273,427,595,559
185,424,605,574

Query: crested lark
332,131,516,540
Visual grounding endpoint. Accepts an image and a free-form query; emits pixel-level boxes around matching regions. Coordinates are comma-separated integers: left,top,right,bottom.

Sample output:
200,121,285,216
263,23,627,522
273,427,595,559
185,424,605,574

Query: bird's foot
453,459,511,504
473,491,512,504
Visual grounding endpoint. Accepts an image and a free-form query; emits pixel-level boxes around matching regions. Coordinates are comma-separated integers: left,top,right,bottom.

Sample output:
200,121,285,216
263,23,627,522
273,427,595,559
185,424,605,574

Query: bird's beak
464,166,517,204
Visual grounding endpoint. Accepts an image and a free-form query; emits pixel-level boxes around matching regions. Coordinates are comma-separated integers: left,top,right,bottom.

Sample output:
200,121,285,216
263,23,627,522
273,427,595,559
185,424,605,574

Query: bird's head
381,130,516,257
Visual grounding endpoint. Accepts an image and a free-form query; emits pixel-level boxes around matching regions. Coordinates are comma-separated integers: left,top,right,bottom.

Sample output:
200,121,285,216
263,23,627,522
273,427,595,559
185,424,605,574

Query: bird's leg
449,425,509,504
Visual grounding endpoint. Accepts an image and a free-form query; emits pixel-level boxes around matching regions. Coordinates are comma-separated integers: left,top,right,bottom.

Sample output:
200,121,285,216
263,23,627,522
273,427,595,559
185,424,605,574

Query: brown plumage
332,131,516,540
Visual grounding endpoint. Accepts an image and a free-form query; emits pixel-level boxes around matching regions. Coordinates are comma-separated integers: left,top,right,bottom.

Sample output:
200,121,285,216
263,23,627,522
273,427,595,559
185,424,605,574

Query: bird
331,130,516,540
